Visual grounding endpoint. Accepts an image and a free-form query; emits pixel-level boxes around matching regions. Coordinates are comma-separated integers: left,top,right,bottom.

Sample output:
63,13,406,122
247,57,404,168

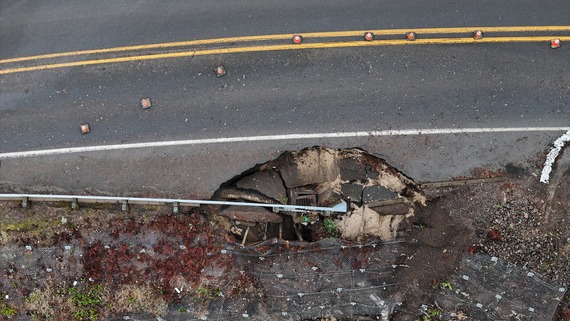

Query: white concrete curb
540,129,570,184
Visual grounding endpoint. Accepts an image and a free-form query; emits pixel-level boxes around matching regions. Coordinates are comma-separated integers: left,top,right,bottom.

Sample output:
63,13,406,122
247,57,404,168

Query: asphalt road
1,0,569,197
2,0,570,58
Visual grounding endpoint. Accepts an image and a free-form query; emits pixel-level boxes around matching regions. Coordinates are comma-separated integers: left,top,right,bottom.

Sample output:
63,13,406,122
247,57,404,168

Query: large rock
340,183,364,203
276,148,340,188
339,158,380,182
236,169,287,203
362,185,398,203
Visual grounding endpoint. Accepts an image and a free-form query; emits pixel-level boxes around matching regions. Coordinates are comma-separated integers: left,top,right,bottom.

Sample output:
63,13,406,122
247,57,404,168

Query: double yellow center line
1,26,569,75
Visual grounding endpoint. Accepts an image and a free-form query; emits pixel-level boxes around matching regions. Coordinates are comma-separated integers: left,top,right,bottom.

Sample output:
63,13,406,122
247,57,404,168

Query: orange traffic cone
550,38,561,49
364,32,374,41
406,32,416,41
473,30,484,40
215,65,226,77
80,123,91,134
292,35,303,44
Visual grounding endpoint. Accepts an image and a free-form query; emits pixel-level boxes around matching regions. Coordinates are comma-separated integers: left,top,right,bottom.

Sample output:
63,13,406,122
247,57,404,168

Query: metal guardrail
0,194,347,214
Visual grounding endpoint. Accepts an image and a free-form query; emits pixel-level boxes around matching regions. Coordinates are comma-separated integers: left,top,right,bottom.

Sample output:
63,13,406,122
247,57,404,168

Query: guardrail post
71,198,79,210
21,197,29,209
121,201,128,212
173,202,179,214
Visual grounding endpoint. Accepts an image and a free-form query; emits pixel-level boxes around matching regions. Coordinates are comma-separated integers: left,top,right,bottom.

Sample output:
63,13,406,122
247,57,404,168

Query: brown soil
390,168,569,320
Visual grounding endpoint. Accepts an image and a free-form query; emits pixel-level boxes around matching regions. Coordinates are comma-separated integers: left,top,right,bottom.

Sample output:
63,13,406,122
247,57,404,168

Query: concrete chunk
220,206,283,224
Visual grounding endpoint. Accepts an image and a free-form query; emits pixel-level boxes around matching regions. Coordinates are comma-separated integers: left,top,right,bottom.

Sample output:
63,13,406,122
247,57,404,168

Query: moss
0,217,60,234
0,215,62,245
51,201,72,208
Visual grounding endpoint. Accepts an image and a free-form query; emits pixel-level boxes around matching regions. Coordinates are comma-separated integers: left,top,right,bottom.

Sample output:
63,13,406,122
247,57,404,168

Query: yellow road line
1,36,569,75
1,26,569,64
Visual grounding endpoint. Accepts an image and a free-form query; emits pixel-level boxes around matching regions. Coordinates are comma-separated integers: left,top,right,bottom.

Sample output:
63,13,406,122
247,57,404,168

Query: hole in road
204,147,426,245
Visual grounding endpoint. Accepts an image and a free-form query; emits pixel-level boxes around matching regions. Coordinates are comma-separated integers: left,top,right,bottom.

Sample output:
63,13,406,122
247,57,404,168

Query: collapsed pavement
205,147,426,244
201,146,567,321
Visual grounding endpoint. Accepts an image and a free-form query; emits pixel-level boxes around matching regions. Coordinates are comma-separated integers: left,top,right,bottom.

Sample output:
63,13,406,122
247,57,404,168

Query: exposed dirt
0,148,568,320
390,166,569,321
336,205,413,241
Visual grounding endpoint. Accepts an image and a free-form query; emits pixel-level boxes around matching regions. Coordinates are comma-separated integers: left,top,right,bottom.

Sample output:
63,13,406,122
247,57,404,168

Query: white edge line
539,129,570,184
1,127,569,160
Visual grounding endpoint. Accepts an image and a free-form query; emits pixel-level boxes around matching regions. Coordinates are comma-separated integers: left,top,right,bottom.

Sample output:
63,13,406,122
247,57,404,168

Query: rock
339,158,379,181
236,169,287,203
340,184,364,203
363,185,398,203
314,185,343,206
214,187,277,204
220,206,283,224
276,148,341,188
371,204,412,216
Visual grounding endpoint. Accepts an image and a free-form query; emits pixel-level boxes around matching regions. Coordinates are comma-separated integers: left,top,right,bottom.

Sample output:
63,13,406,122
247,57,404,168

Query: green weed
1,303,17,318
68,284,102,321
417,306,442,321
195,285,222,300
323,217,339,238
440,280,453,290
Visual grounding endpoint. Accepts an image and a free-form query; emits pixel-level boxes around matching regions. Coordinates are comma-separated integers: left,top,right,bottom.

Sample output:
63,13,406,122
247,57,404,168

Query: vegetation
69,284,102,321
26,283,167,320
1,302,17,318
417,306,443,321
195,285,222,300
440,280,453,290
0,216,61,245
323,217,339,238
